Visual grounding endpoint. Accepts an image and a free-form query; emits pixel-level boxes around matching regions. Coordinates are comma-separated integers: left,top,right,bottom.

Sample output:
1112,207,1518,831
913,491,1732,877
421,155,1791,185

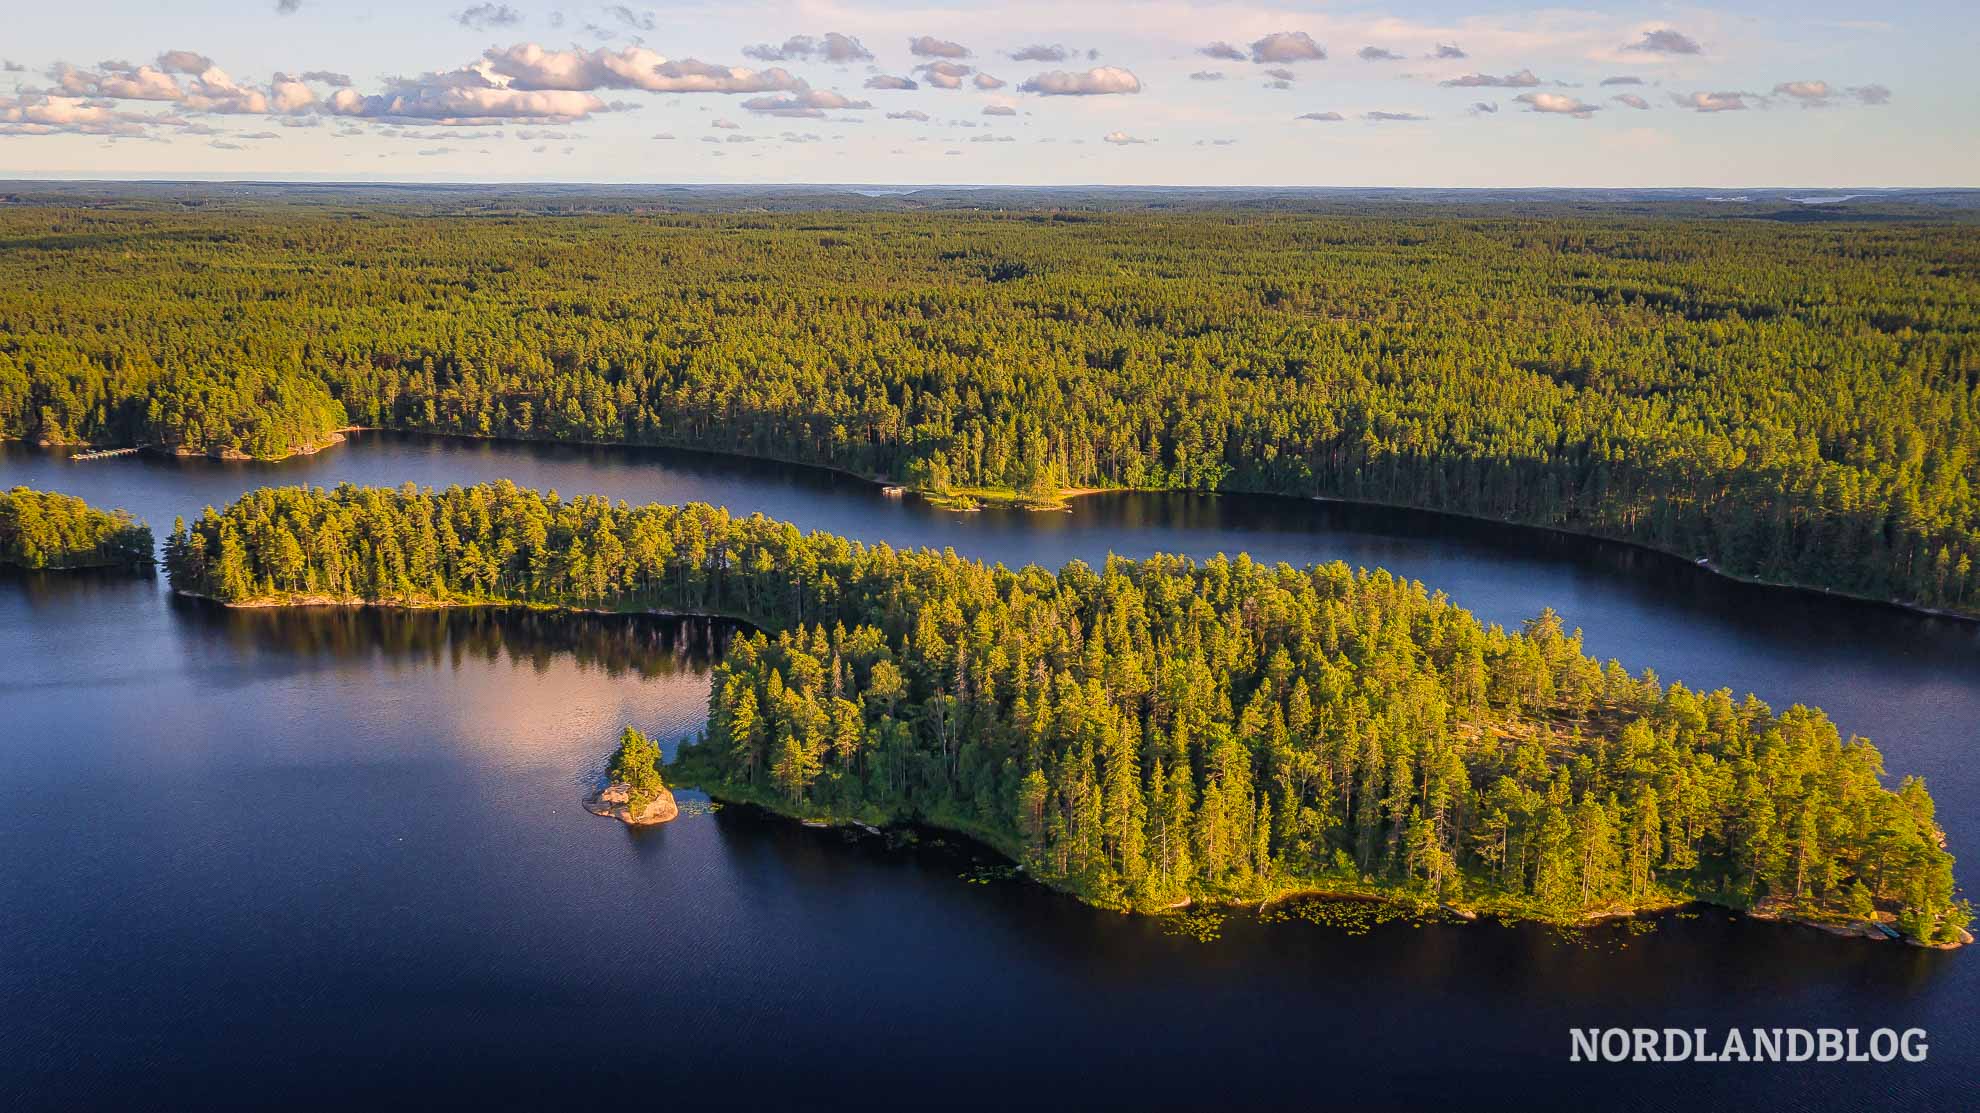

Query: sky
0,1,1971,187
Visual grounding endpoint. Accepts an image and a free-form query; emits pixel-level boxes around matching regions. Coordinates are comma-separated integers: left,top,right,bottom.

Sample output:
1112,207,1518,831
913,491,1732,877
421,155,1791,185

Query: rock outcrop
586,781,679,825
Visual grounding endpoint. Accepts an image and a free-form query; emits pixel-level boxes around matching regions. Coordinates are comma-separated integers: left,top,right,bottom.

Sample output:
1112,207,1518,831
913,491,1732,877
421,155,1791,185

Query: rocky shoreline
585,782,679,826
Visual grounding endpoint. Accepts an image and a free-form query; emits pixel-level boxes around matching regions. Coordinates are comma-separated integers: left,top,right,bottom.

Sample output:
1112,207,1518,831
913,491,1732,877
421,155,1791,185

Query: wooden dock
68,447,139,462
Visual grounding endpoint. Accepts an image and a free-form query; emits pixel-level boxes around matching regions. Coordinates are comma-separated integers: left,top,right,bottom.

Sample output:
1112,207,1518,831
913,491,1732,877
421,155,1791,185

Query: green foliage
6,208,1978,611
609,725,665,810
167,481,1970,940
0,486,153,570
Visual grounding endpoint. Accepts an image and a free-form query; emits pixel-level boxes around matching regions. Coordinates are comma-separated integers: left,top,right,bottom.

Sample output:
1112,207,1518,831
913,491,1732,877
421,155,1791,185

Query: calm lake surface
3,432,1976,1111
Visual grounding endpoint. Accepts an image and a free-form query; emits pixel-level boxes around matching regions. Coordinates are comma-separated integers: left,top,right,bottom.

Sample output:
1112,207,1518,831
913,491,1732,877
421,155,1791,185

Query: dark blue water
3,433,1975,1111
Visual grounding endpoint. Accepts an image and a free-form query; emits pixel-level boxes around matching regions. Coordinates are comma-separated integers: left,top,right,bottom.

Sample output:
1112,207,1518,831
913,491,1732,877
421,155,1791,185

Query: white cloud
1441,70,1541,89
1250,32,1325,64
1018,67,1140,96
1515,92,1599,117
743,33,873,64
483,44,804,94
1296,111,1343,121
909,36,970,59
1611,93,1650,110
741,89,871,117
1102,129,1143,144
865,75,917,91
1673,90,1754,112
917,61,972,89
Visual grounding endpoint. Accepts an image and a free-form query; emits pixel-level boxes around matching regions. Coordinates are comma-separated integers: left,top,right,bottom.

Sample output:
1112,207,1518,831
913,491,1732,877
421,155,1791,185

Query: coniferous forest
2,206,1976,613
164,482,1971,943
0,486,153,570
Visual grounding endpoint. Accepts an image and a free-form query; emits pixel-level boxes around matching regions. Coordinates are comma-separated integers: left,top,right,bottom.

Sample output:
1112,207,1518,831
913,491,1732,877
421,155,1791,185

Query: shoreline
166,588,1969,952
693,786,1964,949
60,423,1966,624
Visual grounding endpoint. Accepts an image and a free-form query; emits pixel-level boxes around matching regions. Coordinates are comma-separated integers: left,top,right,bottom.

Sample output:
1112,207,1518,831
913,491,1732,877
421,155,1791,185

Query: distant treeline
6,207,1976,612
165,482,1970,943
0,486,152,570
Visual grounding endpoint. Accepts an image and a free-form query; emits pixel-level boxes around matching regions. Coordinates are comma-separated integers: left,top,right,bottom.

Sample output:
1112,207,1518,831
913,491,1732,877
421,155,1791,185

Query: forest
0,486,153,570
2,206,1976,613
164,481,1971,944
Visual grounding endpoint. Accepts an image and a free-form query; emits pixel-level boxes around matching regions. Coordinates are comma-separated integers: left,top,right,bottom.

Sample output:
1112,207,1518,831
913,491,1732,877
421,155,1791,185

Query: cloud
482,44,804,94
1773,80,1831,105
1611,93,1650,110
651,131,674,139
456,3,521,31
1441,70,1540,88
974,73,1005,90
740,89,871,117
276,0,301,13
983,104,1015,116
743,33,873,64
710,117,739,128
1250,32,1324,63
604,6,655,32
865,75,917,91
1296,111,1343,121
1358,47,1404,62
158,50,215,75
1199,42,1246,62
1263,67,1295,82
909,36,970,59
50,62,183,101
0,95,166,137
1624,29,1703,55
1101,130,1143,145
1018,67,1140,96
916,61,972,89
969,133,1013,143
1673,90,1754,112
1600,75,1644,86
1515,92,1599,117
1009,45,1067,62
885,109,929,121
2,60,23,74
328,65,605,124
1365,110,1426,121
301,70,352,87
1469,101,1497,115
1189,71,1224,81
1850,84,1890,105
1427,43,1466,60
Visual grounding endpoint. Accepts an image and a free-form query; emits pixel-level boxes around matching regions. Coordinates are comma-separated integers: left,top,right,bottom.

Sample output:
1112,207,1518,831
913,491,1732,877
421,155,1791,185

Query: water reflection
166,597,740,681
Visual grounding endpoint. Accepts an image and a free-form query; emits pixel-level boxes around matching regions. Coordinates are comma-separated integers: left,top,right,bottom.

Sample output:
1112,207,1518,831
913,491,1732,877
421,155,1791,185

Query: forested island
0,486,153,570
163,481,1971,946
5,206,1977,615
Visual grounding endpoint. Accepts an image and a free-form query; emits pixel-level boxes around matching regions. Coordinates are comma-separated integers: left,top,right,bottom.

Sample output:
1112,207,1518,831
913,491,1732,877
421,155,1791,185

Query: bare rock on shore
586,781,679,825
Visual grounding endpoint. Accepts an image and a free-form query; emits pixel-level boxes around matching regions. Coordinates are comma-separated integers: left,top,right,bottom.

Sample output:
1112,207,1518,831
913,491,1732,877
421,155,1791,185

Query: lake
3,432,1975,1111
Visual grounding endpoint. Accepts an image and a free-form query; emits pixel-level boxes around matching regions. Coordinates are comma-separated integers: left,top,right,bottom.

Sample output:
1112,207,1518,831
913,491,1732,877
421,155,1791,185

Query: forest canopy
2,207,1976,612
164,481,1971,943
0,486,153,570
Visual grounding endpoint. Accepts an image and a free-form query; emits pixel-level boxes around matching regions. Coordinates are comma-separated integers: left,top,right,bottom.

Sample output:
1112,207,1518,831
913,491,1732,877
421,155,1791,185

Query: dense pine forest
3,206,1977,613
0,486,153,570
164,482,1971,944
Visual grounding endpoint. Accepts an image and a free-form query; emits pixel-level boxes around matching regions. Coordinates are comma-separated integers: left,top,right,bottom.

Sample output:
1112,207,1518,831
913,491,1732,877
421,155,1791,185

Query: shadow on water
163,595,742,680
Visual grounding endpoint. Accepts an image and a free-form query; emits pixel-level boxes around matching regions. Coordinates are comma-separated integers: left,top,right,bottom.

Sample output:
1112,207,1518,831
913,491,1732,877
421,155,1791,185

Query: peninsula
165,481,1972,947
0,486,153,571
